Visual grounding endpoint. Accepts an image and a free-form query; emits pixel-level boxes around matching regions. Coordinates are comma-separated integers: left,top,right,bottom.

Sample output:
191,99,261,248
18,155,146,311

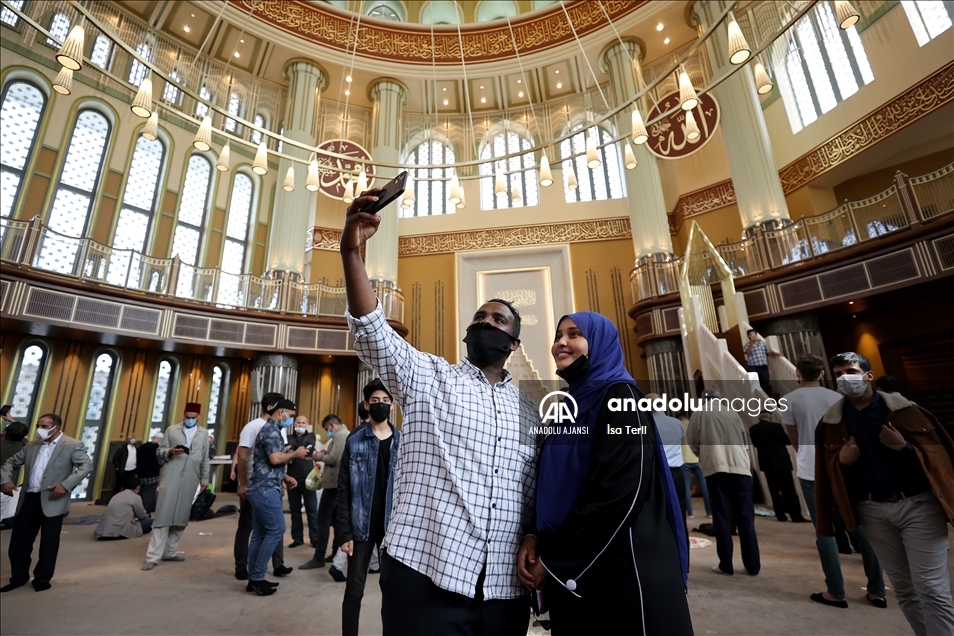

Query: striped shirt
347,302,539,600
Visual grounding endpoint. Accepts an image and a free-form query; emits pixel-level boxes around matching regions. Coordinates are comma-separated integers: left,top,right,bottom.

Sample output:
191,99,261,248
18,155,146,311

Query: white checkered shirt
745,340,769,366
347,302,539,600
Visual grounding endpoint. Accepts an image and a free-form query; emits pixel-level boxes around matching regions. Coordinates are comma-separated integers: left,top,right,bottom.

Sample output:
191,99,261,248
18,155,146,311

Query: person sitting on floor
94,476,153,540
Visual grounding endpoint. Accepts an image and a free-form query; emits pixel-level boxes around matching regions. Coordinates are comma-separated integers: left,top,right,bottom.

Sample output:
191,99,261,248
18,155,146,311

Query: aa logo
540,391,578,425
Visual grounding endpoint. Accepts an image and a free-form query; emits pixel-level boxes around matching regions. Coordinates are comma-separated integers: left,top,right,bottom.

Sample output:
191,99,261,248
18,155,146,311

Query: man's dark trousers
707,473,761,575
8,492,65,586
314,487,338,562
342,539,382,636
233,495,283,573
763,469,804,521
287,481,318,546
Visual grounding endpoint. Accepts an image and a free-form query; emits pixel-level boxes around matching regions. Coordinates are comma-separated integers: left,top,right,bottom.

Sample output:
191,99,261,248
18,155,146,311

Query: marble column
365,78,408,289
249,354,299,422
264,58,327,278
599,37,675,263
691,1,791,234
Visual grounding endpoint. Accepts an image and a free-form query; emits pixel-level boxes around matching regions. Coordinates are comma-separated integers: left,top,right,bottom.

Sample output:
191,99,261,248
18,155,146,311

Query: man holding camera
142,403,209,571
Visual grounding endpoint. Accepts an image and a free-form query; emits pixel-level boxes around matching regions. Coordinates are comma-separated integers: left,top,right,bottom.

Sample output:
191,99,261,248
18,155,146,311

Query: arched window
128,42,152,87
224,92,241,133
367,2,403,21
218,173,254,305
45,12,69,47
171,154,213,268
149,358,177,439
206,364,228,442
6,342,48,428
479,128,539,211
38,108,111,272
251,113,266,144
1,80,47,218
89,34,113,69
902,1,953,46
113,136,166,255
477,0,517,22
770,1,873,133
560,125,625,203
195,85,212,119
404,137,456,217
74,351,119,500
420,1,462,24
0,0,25,28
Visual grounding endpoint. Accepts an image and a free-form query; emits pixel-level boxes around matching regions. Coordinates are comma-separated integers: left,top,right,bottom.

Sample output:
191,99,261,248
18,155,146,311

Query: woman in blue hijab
518,312,693,635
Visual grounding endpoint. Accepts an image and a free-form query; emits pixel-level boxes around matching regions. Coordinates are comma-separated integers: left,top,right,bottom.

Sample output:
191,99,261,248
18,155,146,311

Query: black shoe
288,541,303,549
273,566,293,577
866,594,888,609
329,566,346,582
235,570,249,581
0,581,27,593
368,567,380,574
776,517,788,522
246,580,279,592
791,517,808,523
250,580,277,596
32,581,51,592
810,592,848,608
298,558,325,570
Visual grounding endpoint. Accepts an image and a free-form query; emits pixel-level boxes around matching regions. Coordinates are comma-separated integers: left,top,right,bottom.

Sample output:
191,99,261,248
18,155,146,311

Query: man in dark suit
0,413,92,592
111,434,138,496
137,433,163,513
750,412,805,523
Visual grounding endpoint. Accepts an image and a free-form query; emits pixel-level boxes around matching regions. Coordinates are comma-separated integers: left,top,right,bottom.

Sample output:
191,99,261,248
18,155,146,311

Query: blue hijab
535,311,689,587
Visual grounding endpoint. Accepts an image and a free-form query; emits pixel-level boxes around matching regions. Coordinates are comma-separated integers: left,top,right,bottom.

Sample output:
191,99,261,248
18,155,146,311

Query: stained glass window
195,85,211,118
224,92,240,133
770,2,874,133
171,155,212,272
0,0,24,28
90,34,113,69
251,113,266,144
128,43,152,87
479,129,539,211
149,359,176,438
45,12,70,47
560,125,625,203
74,352,118,500
112,136,165,256
902,1,953,46
38,109,111,273
7,343,48,427
1,81,47,219
404,137,456,217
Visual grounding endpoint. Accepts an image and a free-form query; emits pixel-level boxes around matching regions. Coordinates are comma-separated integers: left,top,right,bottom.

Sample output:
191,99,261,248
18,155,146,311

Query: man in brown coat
815,352,954,636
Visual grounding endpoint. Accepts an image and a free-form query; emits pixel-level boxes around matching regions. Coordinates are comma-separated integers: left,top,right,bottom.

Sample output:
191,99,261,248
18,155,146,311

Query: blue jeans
800,478,885,599
247,487,285,582
139,518,153,534
681,463,711,515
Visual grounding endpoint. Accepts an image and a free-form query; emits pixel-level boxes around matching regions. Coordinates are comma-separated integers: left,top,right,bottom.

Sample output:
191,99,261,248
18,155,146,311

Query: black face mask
555,354,590,382
463,322,516,366
369,403,391,424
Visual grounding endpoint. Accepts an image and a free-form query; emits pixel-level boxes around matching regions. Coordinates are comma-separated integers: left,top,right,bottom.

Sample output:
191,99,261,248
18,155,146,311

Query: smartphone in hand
361,171,407,214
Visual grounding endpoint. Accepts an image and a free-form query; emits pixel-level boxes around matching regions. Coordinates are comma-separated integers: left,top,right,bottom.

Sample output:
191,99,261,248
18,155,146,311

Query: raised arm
340,188,384,319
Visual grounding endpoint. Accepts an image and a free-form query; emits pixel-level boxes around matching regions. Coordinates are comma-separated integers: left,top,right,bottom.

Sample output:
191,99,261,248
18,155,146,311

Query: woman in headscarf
519,311,693,635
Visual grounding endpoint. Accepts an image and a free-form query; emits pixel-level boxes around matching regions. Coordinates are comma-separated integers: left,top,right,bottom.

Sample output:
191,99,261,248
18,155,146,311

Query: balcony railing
0,218,404,324
631,163,954,304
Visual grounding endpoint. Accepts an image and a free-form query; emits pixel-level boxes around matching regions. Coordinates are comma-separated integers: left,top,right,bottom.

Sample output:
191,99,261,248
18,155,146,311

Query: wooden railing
0,217,404,323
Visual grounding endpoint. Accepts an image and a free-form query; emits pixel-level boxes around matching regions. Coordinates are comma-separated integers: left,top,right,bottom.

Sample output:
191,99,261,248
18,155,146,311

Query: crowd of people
0,187,951,636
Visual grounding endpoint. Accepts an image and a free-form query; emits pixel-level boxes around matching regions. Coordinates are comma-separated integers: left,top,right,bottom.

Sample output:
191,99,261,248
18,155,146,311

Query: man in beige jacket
687,391,761,576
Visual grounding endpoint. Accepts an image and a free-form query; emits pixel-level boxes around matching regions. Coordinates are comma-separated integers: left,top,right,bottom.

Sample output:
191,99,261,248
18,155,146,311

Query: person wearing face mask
111,434,139,497
521,313,692,635
341,189,539,634
300,414,350,571
245,399,311,596
286,415,318,550
141,403,209,571
0,413,91,592
815,352,954,635
336,379,401,636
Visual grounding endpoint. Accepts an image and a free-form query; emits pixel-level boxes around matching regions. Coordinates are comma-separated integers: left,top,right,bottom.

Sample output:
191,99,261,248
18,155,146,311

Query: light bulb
306,158,320,191
539,153,553,187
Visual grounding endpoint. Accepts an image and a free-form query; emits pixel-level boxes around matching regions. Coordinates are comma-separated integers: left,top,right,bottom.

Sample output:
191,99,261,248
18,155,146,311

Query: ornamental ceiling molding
229,0,648,65
669,62,954,233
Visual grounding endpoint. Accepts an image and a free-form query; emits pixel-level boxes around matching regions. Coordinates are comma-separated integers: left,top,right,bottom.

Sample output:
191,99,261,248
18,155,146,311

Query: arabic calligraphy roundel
646,91,720,160
316,139,376,200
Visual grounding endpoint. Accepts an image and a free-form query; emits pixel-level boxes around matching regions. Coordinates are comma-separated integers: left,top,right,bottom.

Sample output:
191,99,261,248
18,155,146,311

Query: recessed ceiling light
480,97,486,103
233,51,240,58
555,69,560,74
443,99,449,105
479,85,484,89
442,87,447,91
518,91,524,97
191,13,195,17
664,37,670,44
346,75,352,83
849,301,854,305
345,89,350,96
656,22,664,31
556,82,562,88
517,79,522,84
240,38,245,43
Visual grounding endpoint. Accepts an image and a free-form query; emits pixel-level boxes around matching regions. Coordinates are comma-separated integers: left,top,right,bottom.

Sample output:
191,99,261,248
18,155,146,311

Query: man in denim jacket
336,379,401,636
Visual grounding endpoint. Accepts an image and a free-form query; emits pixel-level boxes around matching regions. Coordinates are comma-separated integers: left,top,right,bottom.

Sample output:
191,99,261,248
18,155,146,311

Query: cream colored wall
763,3,954,167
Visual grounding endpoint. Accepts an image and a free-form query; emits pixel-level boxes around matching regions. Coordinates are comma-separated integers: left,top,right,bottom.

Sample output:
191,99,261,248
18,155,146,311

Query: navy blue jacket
335,422,400,543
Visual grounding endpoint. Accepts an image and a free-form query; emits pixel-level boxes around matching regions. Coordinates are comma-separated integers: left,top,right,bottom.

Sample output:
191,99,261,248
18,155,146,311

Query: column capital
367,77,409,105
598,36,646,74
282,57,329,92
687,0,731,30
